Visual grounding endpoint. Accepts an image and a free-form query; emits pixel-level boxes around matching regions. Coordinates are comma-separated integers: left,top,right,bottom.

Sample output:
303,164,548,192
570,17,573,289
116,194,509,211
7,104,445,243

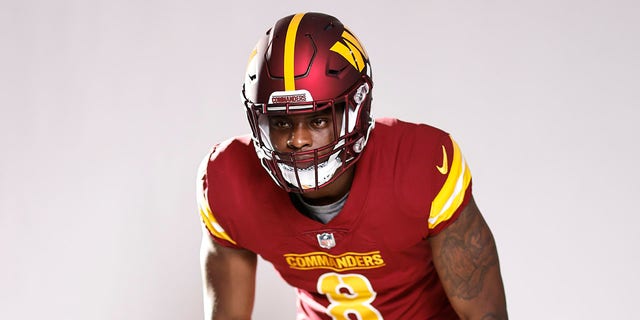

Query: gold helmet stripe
284,13,306,91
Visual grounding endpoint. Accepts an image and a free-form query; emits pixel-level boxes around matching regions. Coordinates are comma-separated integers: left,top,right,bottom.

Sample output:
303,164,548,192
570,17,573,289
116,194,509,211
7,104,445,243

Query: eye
310,117,329,128
269,117,291,129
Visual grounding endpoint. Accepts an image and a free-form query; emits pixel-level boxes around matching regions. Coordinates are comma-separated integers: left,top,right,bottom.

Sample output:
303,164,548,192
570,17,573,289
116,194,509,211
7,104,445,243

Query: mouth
282,157,316,170
278,156,335,174
277,151,334,170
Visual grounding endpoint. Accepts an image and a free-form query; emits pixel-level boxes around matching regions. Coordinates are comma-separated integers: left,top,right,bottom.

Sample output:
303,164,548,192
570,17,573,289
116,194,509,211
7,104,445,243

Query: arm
200,230,257,320
430,196,508,320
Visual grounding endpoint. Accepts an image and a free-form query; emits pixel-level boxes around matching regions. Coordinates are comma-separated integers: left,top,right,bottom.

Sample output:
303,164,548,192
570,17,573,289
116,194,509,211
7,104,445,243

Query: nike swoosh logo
436,145,448,175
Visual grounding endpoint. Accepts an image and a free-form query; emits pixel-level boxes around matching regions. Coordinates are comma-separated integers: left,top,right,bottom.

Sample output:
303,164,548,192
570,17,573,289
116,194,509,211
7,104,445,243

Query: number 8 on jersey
317,273,383,320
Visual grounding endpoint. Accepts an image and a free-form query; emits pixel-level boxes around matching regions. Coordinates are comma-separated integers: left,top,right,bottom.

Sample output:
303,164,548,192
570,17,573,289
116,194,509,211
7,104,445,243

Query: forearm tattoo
436,204,499,300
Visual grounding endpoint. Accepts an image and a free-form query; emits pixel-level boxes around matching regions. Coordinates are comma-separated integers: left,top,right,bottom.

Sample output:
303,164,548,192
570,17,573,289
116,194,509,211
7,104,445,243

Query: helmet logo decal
330,30,369,72
284,13,306,91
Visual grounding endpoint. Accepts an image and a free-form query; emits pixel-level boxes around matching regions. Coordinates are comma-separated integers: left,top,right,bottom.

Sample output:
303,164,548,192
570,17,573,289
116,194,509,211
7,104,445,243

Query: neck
300,166,355,206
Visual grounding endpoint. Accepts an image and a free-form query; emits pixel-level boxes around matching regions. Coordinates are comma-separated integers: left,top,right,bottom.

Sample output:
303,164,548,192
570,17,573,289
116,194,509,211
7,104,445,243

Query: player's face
267,107,341,167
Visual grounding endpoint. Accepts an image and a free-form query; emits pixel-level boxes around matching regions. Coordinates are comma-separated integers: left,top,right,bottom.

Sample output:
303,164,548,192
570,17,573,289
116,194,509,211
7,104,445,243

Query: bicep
200,231,257,320
429,196,508,319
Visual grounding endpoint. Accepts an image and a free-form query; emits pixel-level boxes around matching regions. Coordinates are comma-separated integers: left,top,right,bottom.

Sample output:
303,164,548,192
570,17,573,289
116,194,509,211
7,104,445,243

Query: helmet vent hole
327,69,341,77
324,22,334,31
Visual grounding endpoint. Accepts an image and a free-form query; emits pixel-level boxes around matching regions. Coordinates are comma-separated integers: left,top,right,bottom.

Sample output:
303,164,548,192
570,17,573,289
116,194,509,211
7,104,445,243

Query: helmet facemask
244,79,373,193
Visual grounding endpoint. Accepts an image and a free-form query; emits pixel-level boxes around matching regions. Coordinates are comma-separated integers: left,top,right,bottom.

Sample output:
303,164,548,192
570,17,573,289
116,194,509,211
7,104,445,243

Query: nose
286,122,312,150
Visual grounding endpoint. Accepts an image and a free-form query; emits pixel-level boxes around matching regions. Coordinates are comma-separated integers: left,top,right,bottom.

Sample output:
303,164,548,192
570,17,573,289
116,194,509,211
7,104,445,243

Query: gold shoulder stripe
197,155,237,245
428,137,472,229
284,13,305,91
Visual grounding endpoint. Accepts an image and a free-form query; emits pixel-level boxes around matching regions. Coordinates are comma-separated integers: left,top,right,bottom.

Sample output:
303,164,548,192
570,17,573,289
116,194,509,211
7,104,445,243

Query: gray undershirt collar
292,192,349,224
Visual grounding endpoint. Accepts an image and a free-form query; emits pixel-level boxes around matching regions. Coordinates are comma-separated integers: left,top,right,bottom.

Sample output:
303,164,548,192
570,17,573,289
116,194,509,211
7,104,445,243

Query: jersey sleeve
196,148,241,248
427,134,473,235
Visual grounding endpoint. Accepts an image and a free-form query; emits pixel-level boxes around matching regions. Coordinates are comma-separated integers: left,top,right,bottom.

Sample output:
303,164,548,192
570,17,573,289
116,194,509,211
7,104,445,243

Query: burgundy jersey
197,118,473,319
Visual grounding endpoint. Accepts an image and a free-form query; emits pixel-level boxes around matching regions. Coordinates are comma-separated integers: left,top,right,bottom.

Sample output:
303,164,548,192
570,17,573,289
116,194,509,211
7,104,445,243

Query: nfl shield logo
317,232,336,249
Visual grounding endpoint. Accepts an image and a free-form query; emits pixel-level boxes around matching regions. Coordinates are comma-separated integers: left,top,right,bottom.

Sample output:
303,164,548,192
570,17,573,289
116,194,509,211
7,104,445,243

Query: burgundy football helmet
242,12,374,193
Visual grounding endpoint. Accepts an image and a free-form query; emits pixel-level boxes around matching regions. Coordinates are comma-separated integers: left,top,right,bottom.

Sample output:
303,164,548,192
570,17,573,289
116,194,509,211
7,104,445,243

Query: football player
198,12,508,319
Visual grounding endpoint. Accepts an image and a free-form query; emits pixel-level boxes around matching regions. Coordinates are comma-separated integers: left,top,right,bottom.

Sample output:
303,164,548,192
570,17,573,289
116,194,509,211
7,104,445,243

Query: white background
1,0,639,319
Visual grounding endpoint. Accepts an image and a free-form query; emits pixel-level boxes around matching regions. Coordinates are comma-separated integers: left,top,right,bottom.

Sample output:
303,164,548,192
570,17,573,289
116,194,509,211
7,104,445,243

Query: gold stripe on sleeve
428,137,472,229
197,156,237,245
